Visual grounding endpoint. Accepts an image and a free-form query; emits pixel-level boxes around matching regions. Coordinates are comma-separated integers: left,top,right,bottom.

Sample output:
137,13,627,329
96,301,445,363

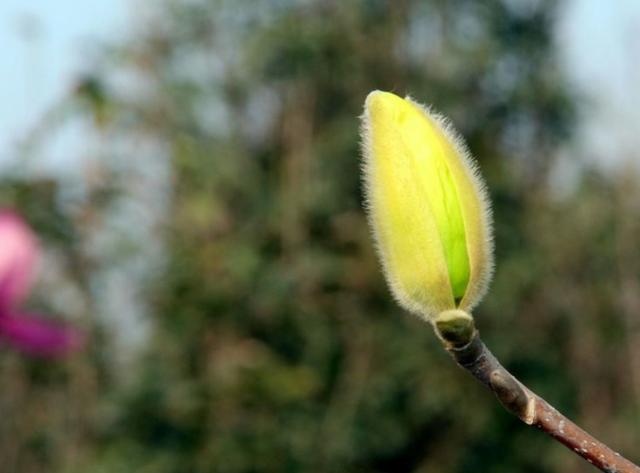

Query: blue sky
0,0,128,164
557,0,640,173
1,0,639,174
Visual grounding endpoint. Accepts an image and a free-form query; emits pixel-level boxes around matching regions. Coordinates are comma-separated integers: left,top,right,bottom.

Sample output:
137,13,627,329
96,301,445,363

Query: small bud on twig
359,91,640,472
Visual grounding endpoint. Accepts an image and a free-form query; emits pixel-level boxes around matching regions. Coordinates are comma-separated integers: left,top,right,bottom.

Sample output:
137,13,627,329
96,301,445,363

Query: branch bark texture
434,310,640,473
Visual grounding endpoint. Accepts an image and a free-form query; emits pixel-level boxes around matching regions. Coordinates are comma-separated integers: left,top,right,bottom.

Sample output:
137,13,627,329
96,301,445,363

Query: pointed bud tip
365,90,407,118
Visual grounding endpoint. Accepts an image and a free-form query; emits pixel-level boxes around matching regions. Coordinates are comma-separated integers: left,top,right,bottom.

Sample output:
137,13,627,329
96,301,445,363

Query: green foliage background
1,1,639,472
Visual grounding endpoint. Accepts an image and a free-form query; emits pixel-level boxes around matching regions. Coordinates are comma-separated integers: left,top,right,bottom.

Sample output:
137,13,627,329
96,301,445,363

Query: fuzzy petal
0,313,84,357
361,91,494,318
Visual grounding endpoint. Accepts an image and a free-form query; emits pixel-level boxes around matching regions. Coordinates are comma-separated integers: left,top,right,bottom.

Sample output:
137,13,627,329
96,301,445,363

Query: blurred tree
2,1,639,473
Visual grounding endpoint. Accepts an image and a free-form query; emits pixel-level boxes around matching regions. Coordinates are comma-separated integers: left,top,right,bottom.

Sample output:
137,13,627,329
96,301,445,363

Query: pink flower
0,211,83,357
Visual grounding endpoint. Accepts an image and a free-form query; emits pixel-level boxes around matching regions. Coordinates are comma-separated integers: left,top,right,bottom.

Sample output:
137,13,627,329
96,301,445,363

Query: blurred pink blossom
0,211,83,357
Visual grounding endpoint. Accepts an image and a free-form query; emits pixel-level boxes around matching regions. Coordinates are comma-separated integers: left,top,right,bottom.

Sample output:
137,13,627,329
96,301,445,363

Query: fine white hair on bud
360,90,494,320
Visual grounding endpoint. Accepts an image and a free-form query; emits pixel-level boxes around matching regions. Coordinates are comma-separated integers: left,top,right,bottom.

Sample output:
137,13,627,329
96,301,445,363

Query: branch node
434,310,475,348
489,369,530,420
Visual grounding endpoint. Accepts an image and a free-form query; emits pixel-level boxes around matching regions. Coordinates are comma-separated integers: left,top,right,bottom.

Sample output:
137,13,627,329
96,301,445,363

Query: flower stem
434,311,640,473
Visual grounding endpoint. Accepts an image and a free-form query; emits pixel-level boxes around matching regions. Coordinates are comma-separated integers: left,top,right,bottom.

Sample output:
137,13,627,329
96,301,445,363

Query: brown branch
434,310,640,473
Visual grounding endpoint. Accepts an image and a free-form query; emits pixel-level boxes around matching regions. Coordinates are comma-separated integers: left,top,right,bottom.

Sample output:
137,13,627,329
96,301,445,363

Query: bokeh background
1,0,640,472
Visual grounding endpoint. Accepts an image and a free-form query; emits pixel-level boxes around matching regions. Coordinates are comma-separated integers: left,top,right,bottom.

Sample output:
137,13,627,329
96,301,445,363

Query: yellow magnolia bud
360,90,493,319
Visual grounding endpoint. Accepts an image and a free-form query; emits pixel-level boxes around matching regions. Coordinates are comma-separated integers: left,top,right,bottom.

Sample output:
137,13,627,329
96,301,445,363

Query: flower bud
360,91,493,319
